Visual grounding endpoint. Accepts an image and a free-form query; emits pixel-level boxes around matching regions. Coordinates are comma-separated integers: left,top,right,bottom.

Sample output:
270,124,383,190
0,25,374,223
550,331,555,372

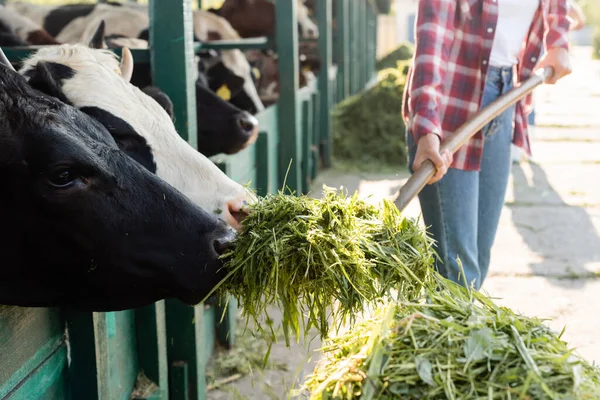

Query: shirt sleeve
546,0,571,50
406,0,456,143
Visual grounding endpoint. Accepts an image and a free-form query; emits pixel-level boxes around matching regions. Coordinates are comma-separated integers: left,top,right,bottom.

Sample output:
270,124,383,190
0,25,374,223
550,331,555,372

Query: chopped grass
206,321,288,392
204,186,435,346
302,271,600,399
331,63,412,171
375,42,414,71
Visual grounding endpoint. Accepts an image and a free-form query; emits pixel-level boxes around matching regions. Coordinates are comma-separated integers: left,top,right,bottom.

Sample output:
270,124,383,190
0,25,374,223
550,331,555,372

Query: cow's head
192,9,265,115
0,60,235,311
20,44,256,230
195,50,259,155
83,22,261,158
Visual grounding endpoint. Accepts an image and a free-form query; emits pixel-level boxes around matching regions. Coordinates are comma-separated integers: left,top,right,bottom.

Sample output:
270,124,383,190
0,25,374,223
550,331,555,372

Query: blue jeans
407,65,516,290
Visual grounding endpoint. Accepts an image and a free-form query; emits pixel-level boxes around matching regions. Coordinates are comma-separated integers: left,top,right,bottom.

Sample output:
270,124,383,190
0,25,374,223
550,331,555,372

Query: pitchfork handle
394,67,554,212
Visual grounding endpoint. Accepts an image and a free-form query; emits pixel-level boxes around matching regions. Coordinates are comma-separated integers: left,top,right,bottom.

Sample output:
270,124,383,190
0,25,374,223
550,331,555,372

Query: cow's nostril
213,236,233,256
237,112,259,135
228,203,250,226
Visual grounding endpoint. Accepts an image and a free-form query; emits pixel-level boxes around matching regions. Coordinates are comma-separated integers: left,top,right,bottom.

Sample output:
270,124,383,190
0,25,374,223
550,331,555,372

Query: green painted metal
145,0,201,399
301,99,312,194
275,0,301,193
148,0,197,144
0,307,65,397
93,311,139,400
317,0,333,168
335,0,350,99
215,297,238,348
195,38,272,51
170,362,190,400
64,311,98,400
3,343,68,400
311,91,321,179
255,131,270,197
135,302,168,400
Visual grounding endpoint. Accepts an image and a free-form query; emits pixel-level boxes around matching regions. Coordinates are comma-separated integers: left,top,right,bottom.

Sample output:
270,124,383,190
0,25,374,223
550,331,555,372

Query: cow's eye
47,168,77,188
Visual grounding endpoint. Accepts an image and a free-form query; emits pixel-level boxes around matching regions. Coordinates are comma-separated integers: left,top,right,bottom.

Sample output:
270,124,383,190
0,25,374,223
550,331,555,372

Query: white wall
395,0,418,44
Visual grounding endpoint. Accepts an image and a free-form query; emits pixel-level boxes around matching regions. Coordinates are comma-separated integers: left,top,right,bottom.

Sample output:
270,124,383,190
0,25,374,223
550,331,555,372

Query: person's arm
407,0,456,144
567,0,586,31
539,0,572,84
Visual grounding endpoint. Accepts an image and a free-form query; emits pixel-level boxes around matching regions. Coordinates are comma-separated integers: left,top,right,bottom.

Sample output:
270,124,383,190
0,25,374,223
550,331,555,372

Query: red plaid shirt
402,0,571,171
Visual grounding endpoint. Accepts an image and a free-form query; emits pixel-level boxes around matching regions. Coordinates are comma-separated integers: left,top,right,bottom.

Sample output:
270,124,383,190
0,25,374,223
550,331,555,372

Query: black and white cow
83,23,260,157
9,1,264,115
7,1,148,43
0,5,60,46
19,44,257,231
0,58,235,311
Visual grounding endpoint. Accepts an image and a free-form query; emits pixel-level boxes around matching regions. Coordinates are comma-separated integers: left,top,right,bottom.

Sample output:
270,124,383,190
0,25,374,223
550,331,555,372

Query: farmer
402,0,572,290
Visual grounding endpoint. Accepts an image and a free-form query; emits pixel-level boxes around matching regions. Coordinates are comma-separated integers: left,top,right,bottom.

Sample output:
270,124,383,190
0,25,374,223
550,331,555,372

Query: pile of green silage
303,272,600,399
375,42,414,71
331,43,413,170
205,186,434,346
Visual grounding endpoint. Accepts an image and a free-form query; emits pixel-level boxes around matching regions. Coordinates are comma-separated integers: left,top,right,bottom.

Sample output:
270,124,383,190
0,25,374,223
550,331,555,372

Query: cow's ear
223,72,245,98
207,62,245,98
24,62,74,105
142,86,175,122
87,20,106,49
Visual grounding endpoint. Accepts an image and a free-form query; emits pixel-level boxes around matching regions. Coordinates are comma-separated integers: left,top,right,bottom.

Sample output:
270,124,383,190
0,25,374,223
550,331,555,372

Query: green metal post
359,0,367,88
149,0,197,144
336,0,349,99
372,2,378,78
317,0,333,168
276,0,301,193
366,4,376,80
348,1,357,94
301,99,312,194
146,0,199,398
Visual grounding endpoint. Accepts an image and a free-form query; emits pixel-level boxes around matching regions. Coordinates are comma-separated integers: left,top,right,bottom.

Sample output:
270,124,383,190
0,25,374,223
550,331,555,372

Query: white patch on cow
19,45,255,229
6,2,53,27
0,4,45,41
193,10,264,113
50,4,149,44
296,0,319,39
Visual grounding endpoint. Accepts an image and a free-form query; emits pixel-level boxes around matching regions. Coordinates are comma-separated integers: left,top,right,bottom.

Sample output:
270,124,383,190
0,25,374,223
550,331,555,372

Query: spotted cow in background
0,5,60,46
211,0,318,39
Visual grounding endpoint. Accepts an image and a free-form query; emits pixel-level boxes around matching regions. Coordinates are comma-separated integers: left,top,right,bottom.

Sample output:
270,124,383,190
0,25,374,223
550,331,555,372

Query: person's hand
538,47,572,84
413,133,453,185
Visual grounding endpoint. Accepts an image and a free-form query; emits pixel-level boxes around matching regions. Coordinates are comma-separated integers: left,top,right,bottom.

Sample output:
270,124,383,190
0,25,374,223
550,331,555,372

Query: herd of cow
0,1,322,312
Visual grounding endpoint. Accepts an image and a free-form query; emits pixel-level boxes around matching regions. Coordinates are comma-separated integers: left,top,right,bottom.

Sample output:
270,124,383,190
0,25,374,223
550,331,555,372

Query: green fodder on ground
331,42,414,172
303,273,600,400
376,42,414,71
206,321,288,391
331,64,412,172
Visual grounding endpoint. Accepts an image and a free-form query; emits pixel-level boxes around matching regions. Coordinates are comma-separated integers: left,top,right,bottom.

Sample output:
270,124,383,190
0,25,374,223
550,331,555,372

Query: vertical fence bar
335,0,349,100
276,0,301,193
147,0,199,399
359,0,367,88
367,3,376,80
317,0,333,168
348,1,356,94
